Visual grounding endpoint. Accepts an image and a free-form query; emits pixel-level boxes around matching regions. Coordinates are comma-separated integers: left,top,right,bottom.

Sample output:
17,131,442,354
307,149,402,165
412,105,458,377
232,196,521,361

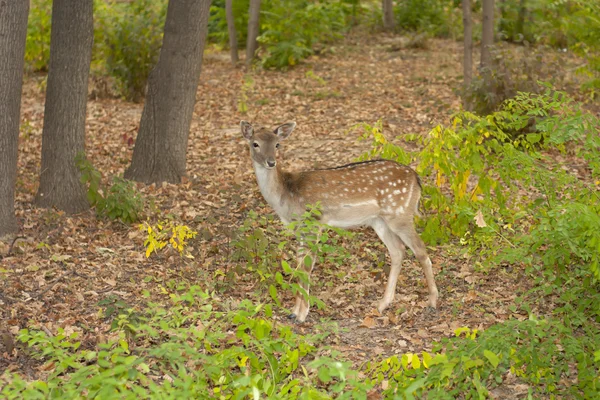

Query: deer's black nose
267,159,276,168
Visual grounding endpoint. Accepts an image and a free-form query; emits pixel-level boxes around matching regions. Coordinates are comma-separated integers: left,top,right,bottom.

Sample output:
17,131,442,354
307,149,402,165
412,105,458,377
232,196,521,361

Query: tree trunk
382,0,395,31
481,0,495,68
226,0,238,64
246,0,261,67
124,0,212,184
0,0,29,237
462,0,473,110
515,0,527,42
35,0,93,214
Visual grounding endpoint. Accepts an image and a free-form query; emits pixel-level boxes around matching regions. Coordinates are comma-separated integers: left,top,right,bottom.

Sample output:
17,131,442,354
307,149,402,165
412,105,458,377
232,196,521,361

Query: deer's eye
252,142,259,148
275,143,280,149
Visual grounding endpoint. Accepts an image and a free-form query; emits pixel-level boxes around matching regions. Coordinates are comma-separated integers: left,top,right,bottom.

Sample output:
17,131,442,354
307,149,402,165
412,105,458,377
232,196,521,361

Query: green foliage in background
209,0,250,49
395,0,462,38
25,0,52,72
498,0,600,94
209,0,353,69
95,0,167,101
257,0,350,69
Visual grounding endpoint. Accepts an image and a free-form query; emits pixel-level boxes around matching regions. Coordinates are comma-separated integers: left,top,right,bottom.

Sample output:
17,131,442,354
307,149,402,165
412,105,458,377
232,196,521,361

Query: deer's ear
275,122,296,140
241,121,254,139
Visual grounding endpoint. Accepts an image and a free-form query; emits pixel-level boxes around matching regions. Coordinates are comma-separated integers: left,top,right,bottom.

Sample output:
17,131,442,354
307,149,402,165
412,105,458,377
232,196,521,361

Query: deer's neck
253,162,293,223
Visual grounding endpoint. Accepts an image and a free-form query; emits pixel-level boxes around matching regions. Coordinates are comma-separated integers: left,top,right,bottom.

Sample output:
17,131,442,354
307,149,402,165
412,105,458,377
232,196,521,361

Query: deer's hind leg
371,218,406,313
382,216,439,309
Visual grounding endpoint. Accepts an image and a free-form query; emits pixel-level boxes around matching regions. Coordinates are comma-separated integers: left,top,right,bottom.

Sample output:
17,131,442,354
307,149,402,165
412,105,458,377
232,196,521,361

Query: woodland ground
0,32,594,395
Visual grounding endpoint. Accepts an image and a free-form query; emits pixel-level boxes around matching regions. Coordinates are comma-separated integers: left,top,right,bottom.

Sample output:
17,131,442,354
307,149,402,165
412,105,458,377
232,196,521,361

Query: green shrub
76,154,145,223
232,205,352,314
258,0,351,69
97,177,145,223
25,0,52,72
1,285,369,398
394,0,461,38
96,0,167,101
358,87,600,286
367,318,600,398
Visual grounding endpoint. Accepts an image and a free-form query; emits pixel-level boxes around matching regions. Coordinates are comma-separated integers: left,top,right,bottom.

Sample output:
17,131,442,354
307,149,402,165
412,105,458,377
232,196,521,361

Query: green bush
497,0,600,94
258,0,351,69
76,154,145,223
358,87,600,284
97,0,167,101
394,0,461,38
232,205,352,313
25,0,52,72
97,177,145,223
367,319,600,398
1,285,368,398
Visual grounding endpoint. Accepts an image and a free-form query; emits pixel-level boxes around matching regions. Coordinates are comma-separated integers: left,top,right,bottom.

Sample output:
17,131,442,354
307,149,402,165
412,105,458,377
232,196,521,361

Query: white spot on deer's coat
402,187,407,193
393,190,401,195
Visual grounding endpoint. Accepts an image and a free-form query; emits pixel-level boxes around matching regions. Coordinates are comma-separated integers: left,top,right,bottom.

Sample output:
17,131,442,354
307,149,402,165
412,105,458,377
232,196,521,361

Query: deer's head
241,121,296,169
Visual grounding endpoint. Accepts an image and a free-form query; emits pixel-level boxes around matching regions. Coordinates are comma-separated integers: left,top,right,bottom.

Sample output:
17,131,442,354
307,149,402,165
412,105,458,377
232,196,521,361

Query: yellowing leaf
411,354,421,369
422,352,432,368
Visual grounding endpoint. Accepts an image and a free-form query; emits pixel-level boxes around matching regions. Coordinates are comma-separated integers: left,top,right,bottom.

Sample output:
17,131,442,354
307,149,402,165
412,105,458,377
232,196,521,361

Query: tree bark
515,0,527,42
124,0,212,184
246,0,261,67
481,0,495,68
0,0,29,236
462,0,473,110
226,0,238,64
382,0,395,31
35,0,93,213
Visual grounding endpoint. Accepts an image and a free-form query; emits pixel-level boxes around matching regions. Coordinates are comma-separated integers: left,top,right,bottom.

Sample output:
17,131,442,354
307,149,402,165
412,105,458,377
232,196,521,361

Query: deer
241,120,439,323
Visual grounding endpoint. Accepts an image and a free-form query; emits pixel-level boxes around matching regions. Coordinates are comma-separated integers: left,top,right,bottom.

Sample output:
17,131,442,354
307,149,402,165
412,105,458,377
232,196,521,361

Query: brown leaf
361,316,377,329
474,210,487,228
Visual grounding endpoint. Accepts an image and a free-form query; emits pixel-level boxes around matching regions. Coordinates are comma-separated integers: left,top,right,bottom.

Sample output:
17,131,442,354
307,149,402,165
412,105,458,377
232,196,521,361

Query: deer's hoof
287,313,297,320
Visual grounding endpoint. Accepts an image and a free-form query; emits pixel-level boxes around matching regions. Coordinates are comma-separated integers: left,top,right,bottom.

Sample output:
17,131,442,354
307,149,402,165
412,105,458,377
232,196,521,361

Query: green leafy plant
97,177,145,224
257,0,350,69
2,284,373,399
394,0,461,38
96,0,167,101
232,204,351,316
367,318,600,398
25,0,52,72
76,154,145,223
358,87,600,293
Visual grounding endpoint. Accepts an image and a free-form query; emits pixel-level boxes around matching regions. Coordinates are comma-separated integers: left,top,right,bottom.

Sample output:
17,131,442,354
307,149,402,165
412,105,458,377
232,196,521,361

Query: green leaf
483,350,500,368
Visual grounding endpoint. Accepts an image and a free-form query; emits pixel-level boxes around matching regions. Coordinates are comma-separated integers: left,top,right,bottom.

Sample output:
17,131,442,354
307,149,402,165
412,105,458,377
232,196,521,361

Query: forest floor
0,32,594,396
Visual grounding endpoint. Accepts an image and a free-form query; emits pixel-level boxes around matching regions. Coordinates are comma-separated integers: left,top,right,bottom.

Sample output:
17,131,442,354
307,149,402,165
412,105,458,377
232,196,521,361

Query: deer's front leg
290,246,316,322
289,229,321,322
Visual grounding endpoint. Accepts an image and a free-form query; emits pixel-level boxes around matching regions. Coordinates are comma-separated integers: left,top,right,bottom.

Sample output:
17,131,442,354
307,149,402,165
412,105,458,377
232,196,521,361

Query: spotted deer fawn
241,121,439,322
